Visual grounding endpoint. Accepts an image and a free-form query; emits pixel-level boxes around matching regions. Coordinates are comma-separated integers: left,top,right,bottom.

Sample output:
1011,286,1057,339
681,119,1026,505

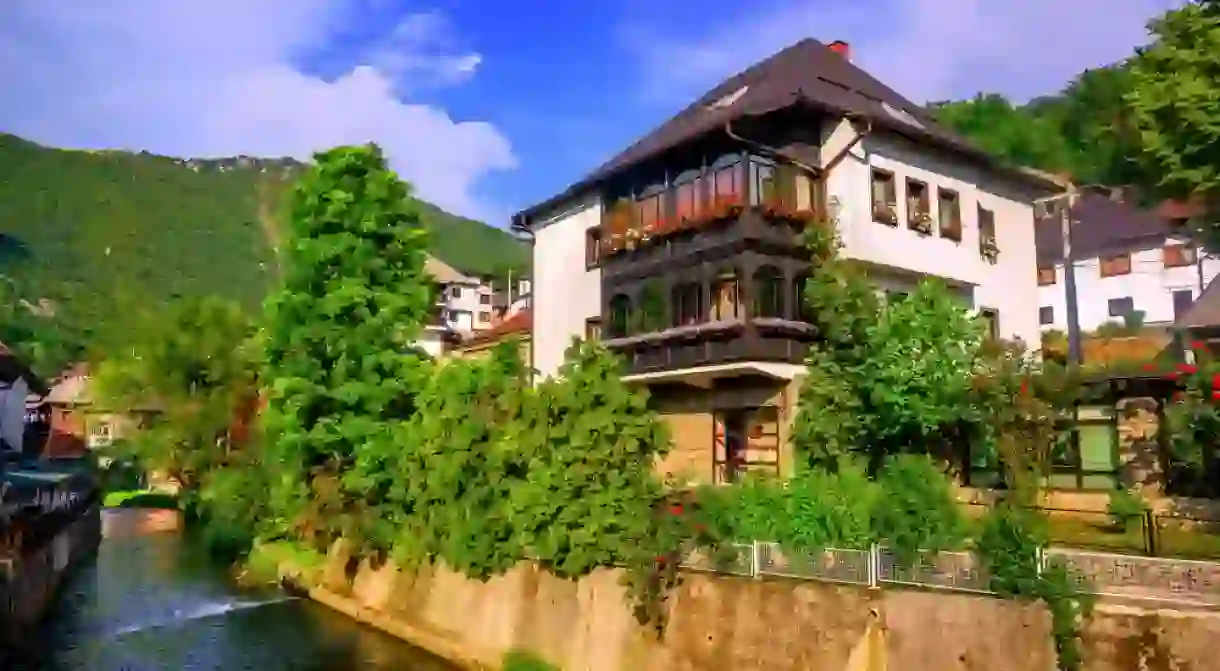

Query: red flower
1193,341,1206,349
655,555,667,565
669,504,684,516
1212,390,1220,402
1142,363,1158,372
694,523,706,533
1019,380,1030,396
1178,364,1198,375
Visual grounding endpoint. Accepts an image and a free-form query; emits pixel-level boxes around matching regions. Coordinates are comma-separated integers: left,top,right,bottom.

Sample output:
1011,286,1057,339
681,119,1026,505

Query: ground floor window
713,406,781,484
1048,405,1120,491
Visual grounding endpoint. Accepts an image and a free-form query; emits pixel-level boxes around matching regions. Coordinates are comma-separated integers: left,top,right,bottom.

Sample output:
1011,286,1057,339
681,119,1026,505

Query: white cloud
0,0,515,221
626,0,1187,106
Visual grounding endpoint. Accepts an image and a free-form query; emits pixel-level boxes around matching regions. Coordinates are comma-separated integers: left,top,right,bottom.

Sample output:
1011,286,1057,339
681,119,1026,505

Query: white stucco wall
416,327,450,360
0,377,29,452
1038,241,1220,332
822,120,1043,346
531,195,603,379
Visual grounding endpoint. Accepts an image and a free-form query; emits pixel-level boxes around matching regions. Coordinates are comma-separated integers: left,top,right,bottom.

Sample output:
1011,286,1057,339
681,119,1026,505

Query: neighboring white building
0,345,44,454
1035,191,1218,333
425,256,494,335
510,38,1056,486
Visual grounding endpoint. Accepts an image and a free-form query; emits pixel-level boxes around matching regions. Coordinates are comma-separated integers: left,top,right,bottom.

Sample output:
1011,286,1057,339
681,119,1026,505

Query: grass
502,650,560,671
103,489,180,509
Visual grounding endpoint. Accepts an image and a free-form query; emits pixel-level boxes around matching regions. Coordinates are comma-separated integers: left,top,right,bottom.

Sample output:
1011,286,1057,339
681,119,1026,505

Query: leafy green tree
932,94,1073,174
260,144,434,546
0,276,85,377
1127,0,1220,246
92,296,255,499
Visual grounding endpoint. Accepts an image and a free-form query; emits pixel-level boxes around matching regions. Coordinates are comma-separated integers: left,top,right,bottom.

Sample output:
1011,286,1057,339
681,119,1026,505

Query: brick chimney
828,40,851,60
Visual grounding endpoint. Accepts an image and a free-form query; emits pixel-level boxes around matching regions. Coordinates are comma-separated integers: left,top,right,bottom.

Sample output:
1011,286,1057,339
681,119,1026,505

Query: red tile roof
465,308,531,345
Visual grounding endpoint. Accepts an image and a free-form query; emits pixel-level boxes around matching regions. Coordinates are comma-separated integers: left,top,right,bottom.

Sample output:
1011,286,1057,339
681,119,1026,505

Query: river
13,509,458,670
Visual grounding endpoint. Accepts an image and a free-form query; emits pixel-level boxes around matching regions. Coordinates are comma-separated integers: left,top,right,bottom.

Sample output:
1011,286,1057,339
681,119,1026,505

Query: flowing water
14,509,458,670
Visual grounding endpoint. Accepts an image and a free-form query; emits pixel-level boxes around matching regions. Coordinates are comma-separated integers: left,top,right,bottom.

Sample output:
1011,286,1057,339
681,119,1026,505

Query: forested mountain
931,64,1152,190
0,133,528,373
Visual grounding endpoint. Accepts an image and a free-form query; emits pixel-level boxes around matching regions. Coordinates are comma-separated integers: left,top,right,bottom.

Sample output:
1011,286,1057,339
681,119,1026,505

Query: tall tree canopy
1127,1,1220,227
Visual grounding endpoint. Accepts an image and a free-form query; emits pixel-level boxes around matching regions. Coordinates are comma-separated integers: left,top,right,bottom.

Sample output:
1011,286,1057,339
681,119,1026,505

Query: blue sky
0,0,1185,226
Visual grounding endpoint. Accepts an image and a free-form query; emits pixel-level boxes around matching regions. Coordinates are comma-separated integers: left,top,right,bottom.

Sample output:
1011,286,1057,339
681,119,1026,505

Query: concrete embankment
259,538,1220,671
0,460,103,663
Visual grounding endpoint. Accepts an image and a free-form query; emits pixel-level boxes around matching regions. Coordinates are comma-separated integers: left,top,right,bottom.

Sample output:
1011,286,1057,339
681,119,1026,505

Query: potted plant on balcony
980,237,1000,262
908,206,934,234
872,200,898,225
604,199,635,255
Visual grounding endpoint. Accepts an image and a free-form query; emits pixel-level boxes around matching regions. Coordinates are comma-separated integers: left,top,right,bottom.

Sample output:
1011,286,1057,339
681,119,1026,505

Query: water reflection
19,510,457,670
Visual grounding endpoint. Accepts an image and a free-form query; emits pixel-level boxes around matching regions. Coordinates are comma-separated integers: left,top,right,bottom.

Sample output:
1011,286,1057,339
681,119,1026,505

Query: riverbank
256,538,1220,671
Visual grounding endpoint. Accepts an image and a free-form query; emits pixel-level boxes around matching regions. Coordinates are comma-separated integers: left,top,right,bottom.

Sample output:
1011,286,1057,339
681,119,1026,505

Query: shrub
872,455,968,562
1106,488,1149,531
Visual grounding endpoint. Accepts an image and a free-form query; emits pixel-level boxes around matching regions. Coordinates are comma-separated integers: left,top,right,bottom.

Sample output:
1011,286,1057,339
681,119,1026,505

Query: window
753,266,785,318
585,228,602,268
671,282,703,327
937,188,962,241
1108,297,1134,317
979,308,1000,341
905,178,930,232
712,270,740,321
978,206,996,257
584,318,602,341
674,176,705,222
608,294,632,338
1174,289,1195,320
450,286,462,299
1099,253,1132,277
1037,266,1056,286
1049,406,1119,491
792,273,813,323
1163,244,1198,268
1039,306,1054,325
479,294,491,305
711,164,742,205
478,311,490,323
635,192,664,231
751,162,778,206
871,169,897,224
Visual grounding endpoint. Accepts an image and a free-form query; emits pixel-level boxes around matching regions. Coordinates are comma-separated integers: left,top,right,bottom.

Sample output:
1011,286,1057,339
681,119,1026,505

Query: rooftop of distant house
1035,187,1201,265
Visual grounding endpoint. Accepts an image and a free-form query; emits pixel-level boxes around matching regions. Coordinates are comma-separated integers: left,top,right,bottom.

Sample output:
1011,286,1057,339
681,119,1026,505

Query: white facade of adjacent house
0,375,30,452
529,125,1046,379
425,256,494,335
1038,238,1220,333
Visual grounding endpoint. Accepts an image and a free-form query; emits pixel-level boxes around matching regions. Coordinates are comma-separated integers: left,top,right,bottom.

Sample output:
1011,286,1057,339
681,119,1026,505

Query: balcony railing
599,160,823,258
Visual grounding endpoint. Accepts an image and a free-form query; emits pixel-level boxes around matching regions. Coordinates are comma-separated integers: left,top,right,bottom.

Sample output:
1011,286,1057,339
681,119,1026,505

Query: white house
1035,191,1218,333
424,256,494,335
0,345,44,455
511,38,1055,485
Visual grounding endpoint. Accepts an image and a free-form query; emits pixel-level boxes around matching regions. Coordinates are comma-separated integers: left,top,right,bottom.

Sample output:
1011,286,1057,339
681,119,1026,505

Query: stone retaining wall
264,539,1220,671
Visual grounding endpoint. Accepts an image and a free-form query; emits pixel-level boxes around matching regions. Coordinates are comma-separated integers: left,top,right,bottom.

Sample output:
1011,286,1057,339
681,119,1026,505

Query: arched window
608,294,632,338
753,265,784,318
671,282,704,327
712,269,740,321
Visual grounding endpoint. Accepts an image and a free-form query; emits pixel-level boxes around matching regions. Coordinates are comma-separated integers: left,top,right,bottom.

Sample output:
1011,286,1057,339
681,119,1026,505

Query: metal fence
678,542,1220,608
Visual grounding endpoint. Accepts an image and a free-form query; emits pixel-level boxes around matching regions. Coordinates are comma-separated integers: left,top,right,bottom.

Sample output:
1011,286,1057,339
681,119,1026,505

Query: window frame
905,177,930,231
752,265,785,319
584,318,602,341
671,282,704,327
1108,296,1134,318
1047,405,1120,492
1099,253,1132,278
1037,266,1057,286
870,169,898,225
585,227,602,268
978,307,1000,341
937,188,962,241
1163,243,1198,269
1039,306,1055,325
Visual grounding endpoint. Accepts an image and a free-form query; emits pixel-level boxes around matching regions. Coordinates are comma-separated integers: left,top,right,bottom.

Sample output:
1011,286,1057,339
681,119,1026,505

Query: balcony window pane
672,282,703,327
751,162,777,206
635,193,663,231
674,177,705,222
753,266,784,318
608,294,632,338
712,271,740,321
712,165,741,205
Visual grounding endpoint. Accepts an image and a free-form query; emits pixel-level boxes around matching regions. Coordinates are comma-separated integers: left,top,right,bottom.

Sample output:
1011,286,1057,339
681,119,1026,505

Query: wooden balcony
604,318,812,377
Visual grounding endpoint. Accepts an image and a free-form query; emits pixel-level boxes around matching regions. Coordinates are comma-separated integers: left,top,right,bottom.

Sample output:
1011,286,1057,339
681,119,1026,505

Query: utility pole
1060,185,1084,368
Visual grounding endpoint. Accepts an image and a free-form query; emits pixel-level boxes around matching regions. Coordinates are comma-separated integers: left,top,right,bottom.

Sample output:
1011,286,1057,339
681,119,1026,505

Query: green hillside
0,133,528,362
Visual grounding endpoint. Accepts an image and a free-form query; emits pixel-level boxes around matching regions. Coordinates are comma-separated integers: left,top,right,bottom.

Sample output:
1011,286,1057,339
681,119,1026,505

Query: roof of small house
512,38,1058,228
457,308,532,348
1034,190,1177,265
425,255,475,285
1177,277,1220,330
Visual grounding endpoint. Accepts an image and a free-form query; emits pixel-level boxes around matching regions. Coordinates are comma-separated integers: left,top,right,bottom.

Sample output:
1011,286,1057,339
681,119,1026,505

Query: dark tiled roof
1177,277,1220,329
513,38,1057,227
1035,191,1175,265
